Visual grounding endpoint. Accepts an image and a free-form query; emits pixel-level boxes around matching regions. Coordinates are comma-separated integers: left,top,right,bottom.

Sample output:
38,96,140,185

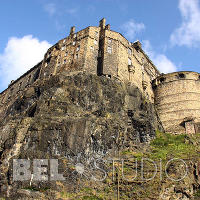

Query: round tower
152,71,200,134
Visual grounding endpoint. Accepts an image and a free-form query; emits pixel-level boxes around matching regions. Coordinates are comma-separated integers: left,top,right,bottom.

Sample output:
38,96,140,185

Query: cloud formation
170,0,200,47
143,40,177,73
122,19,145,41
0,35,51,91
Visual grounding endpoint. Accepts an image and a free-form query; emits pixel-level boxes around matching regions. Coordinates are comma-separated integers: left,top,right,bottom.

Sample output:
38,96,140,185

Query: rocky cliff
1,72,199,199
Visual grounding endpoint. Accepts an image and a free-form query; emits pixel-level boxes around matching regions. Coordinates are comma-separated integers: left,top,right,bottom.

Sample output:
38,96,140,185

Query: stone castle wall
1,18,200,134
153,71,200,133
0,18,159,111
0,62,42,119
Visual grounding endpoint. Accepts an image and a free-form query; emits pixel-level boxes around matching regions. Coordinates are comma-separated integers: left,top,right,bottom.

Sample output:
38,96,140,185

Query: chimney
99,18,106,29
133,40,142,50
70,26,75,35
105,24,110,30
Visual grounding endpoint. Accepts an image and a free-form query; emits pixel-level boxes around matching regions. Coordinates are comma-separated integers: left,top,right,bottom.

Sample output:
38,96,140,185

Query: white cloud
122,19,145,41
170,0,200,47
44,3,56,16
143,40,177,73
0,35,51,90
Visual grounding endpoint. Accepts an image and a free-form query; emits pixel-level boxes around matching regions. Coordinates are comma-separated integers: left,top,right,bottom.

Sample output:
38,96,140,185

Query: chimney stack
70,26,75,35
99,18,106,29
105,24,110,30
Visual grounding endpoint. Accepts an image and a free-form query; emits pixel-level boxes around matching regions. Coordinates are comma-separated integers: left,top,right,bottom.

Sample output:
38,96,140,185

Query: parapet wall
153,71,200,133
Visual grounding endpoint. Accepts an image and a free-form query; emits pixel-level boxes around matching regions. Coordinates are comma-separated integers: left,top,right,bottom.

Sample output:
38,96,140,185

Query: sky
0,0,200,92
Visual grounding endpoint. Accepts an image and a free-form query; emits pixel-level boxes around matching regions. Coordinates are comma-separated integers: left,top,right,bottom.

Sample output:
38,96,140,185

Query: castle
0,18,200,134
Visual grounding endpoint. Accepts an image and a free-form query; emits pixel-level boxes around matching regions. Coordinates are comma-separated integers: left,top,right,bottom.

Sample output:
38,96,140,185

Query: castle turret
153,71,200,134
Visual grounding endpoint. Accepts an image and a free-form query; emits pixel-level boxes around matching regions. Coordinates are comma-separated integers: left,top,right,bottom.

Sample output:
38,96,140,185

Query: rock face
0,72,161,198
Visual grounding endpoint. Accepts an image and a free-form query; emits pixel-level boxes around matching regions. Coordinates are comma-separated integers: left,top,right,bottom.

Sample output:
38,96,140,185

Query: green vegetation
55,131,200,199
22,186,39,191
194,189,200,197
82,195,103,200
149,130,200,160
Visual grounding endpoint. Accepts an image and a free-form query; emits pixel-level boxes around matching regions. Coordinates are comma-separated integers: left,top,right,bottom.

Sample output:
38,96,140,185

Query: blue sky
0,0,200,92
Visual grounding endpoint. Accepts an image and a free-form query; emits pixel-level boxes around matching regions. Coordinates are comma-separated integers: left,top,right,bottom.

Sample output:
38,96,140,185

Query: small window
61,46,66,50
107,46,112,54
65,52,68,56
108,39,112,44
27,75,31,82
47,52,51,58
63,59,67,64
19,82,22,89
72,41,76,46
179,73,185,79
94,40,97,45
76,46,80,52
160,77,166,83
73,34,77,38
128,58,132,65
63,39,66,43
58,61,61,66
95,31,98,37
90,46,94,50
75,54,78,59
128,48,132,55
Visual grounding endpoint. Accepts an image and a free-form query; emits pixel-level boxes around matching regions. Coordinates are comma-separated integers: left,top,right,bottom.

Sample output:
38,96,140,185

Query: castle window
160,77,166,83
58,61,61,66
63,59,67,64
76,46,80,51
128,48,132,55
61,46,66,50
72,41,76,46
107,46,112,54
63,39,66,43
178,73,185,79
108,39,112,44
90,46,94,50
27,75,31,83
95,31,98,37
128,58,132,65
65,52,68,56
94,40,97,45
19,82,22,89
73,34,77,38
47,52,51,58
75,54,78,59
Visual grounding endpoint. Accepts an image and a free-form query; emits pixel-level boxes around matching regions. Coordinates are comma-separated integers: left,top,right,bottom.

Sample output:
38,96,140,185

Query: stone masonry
0,18,200,134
